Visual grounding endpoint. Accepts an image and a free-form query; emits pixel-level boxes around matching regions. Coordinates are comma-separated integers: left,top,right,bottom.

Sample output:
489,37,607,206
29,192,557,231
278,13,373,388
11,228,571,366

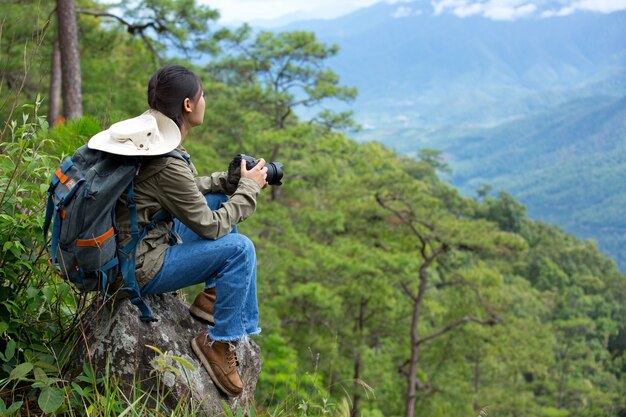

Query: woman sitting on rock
88,64,267,397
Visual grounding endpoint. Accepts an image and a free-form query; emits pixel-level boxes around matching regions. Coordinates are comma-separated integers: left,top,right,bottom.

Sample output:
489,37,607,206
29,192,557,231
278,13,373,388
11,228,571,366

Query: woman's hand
240,158,268,189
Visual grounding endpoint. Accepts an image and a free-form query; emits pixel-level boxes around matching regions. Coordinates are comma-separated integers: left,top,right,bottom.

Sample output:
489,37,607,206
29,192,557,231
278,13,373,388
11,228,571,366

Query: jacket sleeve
195,172,238,195
153,159,260,240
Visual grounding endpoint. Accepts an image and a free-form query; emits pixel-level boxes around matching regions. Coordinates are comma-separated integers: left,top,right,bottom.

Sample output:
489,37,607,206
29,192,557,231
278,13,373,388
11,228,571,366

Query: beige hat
88,109,181,156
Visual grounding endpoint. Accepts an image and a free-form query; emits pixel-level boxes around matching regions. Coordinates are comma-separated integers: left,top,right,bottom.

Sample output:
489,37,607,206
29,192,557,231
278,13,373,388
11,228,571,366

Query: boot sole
189,305,215,324
191,337,239,397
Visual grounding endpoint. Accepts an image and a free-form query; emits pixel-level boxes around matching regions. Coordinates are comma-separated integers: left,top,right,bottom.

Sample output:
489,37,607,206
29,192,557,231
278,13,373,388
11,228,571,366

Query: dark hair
147,65,202,128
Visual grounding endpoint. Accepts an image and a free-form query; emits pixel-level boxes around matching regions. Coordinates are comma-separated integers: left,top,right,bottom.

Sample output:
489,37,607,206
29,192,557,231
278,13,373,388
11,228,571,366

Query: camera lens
227,154,284,186
266,162,284,186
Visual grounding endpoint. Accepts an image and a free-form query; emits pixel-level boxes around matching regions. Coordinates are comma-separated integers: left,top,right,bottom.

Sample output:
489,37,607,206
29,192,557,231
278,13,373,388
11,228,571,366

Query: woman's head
147,65,204,129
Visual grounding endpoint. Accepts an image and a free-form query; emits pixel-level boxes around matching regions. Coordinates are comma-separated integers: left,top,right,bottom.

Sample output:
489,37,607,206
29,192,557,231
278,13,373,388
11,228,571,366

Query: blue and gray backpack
43,144,183,322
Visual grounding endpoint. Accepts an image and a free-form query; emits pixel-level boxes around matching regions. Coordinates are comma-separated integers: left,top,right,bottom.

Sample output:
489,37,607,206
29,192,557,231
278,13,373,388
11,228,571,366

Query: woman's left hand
241,158,268,189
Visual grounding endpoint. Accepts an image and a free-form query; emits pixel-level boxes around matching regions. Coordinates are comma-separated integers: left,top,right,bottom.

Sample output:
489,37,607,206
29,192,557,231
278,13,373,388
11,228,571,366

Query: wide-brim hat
88,109,181,156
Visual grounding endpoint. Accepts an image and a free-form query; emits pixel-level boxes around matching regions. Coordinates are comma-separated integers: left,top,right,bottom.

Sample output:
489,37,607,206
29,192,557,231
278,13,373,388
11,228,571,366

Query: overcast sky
203,0,626,24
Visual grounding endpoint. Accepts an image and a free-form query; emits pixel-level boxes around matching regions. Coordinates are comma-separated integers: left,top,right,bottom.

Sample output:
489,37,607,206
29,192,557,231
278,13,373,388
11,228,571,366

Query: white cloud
432,0,626,20
547,0,626,14
433,0,468,15
484,2,537,19
392,5,424,17
453,3,484,17
541,6,576,17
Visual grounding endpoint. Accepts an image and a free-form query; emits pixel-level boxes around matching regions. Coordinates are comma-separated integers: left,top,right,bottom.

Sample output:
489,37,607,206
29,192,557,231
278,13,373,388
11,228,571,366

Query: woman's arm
195,172,238,195
151,159,261,239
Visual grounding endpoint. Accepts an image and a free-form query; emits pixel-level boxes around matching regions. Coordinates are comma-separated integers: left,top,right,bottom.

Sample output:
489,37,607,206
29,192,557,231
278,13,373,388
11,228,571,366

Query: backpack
43,144,184,322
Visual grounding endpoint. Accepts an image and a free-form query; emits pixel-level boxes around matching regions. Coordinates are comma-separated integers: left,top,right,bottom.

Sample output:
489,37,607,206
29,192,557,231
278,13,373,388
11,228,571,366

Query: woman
88,64,267,397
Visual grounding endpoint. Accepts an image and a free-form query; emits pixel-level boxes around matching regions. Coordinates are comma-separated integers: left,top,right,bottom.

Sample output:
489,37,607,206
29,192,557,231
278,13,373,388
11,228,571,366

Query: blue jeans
141,193,260,342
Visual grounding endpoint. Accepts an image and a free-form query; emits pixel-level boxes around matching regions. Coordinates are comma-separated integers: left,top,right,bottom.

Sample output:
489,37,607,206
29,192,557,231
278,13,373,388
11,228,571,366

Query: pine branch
76,9,165,35
416,315,497,347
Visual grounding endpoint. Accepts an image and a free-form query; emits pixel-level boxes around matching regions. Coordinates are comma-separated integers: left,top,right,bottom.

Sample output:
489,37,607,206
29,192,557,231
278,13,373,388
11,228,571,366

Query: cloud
541,6,576,17
542,0,626,16
433,0,538,19
432,0,626,20
432,0,468,15
452,2,484,16
392,5,424,16
484,2,537,19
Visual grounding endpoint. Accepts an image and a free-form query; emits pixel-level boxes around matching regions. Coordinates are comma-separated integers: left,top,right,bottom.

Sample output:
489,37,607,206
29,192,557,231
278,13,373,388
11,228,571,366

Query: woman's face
186,89,205,128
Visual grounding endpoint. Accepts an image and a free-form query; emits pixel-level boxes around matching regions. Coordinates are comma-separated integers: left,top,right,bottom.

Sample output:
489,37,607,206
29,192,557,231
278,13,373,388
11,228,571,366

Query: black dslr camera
228,154,284,186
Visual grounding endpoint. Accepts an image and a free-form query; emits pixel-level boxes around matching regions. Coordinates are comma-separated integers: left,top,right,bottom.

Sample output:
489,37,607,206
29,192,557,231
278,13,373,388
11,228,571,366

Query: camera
228,154,284,186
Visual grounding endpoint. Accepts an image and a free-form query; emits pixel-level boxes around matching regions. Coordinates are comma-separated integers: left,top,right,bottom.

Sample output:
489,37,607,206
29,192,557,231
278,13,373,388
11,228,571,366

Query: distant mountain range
281,2,626,128
440,95,626,268
274,3,626,269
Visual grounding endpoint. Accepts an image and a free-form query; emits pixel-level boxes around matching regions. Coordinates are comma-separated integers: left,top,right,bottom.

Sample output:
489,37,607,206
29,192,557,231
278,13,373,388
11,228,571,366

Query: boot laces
226,349,239,369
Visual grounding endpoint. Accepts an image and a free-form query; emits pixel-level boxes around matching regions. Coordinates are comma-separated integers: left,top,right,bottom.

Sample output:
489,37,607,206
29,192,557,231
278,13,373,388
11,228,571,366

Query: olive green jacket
115,147,261,287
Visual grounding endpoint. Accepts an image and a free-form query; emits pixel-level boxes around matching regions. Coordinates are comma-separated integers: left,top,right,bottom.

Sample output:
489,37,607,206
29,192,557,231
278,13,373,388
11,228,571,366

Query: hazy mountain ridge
281,3,626,127
442,94,626,267
360,93,626,267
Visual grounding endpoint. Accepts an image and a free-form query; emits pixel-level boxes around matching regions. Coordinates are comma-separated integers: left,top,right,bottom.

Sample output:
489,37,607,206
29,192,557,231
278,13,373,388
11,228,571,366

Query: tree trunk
56,0,83,119
405,301,421,417
405,267,429,417
351,299,366,417
351,351,362,417
472,351,481,412
48,41,62,124
556,358,567,409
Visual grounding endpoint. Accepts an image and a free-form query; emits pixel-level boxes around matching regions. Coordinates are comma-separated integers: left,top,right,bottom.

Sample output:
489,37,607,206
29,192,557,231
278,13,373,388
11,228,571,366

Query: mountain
280,3,626,128
353,93,626,267
274,3,626,269
237,11,324,29
437,95,626,268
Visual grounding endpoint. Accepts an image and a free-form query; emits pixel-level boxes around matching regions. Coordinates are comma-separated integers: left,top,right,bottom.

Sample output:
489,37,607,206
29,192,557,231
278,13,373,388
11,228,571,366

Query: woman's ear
183,97,192,113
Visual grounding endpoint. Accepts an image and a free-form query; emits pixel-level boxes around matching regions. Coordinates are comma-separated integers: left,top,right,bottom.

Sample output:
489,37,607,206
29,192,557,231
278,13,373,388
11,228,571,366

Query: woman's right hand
240,158,268,189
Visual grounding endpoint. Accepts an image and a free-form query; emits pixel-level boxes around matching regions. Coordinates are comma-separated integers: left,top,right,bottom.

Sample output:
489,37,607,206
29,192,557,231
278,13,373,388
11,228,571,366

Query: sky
203,0,626,24
205,0,379,24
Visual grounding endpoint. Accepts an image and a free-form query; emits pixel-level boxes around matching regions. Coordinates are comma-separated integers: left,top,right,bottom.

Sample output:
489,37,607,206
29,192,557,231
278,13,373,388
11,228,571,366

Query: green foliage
209,25,357,130
0,99,56,338
0,100,88,415
417,148,451,175
112,0,220,56
145,344,195,378
0,0,53,126
48,115,103,154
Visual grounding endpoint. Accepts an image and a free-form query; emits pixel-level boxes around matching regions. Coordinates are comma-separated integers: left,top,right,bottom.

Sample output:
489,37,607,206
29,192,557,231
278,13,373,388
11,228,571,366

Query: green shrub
0,99,83,414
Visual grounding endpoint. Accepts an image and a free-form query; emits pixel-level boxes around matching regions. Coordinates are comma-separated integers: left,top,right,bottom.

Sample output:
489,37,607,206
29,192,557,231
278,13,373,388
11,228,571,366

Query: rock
71,293,262,416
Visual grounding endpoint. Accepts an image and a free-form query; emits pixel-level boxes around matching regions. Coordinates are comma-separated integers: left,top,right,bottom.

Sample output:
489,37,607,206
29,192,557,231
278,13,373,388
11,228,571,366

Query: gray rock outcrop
71,293,262,416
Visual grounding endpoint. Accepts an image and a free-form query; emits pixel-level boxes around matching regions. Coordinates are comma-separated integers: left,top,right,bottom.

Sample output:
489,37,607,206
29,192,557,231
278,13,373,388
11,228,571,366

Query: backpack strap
117,180,159,322
43,193,57,264
116,151,190,323
160,149,189,164
43,157,76,266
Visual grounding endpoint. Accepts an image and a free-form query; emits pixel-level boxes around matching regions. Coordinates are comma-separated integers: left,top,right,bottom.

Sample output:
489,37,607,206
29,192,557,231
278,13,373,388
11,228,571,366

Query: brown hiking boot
191,332,243,397
189,287,215,324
